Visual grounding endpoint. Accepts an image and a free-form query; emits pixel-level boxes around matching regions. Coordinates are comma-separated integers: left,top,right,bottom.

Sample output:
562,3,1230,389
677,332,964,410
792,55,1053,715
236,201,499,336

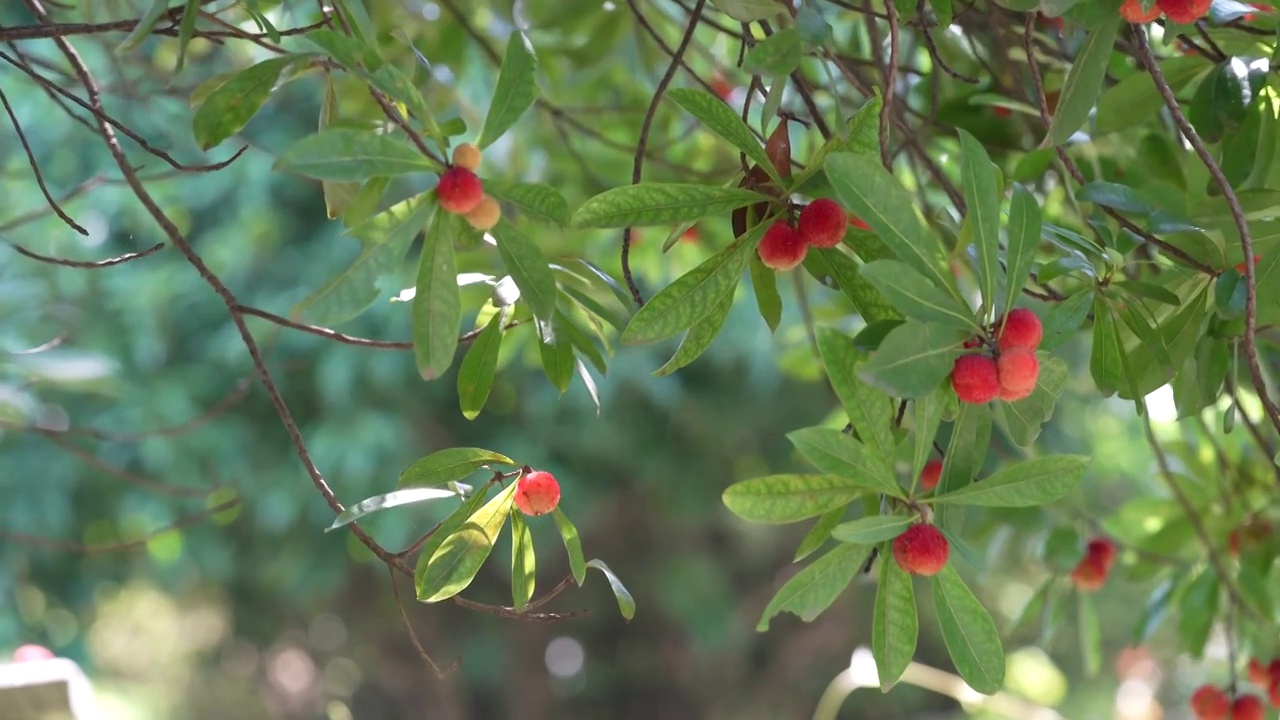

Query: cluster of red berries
1069,538,1117,591
892,522,950,576
757,199,863,272
435,143,502,231
514,470,561,517
1119,0,1210,24
1191,684,1270,720
950,308,1044,405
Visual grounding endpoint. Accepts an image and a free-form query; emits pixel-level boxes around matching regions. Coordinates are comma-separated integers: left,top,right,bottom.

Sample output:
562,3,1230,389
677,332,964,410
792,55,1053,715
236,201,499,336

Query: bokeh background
0,1,1261,718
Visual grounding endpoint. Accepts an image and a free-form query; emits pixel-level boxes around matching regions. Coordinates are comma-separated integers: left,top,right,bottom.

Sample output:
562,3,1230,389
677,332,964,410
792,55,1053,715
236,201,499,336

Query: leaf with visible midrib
722,474,867,524
785,427,904,498
667,88,781,184
398,447,515,489
756,542,870,631
484,180,569,227
419,482,518,603
413,211,462,381
510,512,536,612
1003,186,1043,317
859,260,980,331
1043,14,1121,147
830,515,914,544
928,454,1089,507
552,509,587,586
957,130,1002,316
494,220,558,322
814,328,896,462
457,312,505,420
872,552,918,692
572,184,770,229
274,129,439,182
859,321,969,399
653,290,735,377
479,32,539,149
933,565,1006,694
193,56,296,150
587,559,636,620
326,487,460,531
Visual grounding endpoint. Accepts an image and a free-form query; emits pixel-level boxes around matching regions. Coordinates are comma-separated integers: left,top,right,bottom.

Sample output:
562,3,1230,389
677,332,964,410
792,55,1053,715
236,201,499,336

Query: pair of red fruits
756,198,853,271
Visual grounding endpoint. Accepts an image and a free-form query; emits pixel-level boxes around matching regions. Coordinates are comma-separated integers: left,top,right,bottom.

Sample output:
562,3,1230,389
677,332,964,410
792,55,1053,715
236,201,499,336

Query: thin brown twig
45,379,252,443
0,86,86,234
8,240,165,268
0,498,242,554
916,0,979,84
389,565,458,678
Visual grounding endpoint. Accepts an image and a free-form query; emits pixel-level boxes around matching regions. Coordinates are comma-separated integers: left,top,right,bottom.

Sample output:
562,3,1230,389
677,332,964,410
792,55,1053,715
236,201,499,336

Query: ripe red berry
920,460,944,492
1157,0,1212,23
1191,685,1230,720
993,105,1012,118
757,221,807,271
1268,659,1280,689
1070,538,1117,592
892,523,950,576
436,167,484,215
1236,254,1263,273
997,308,1043,351
1268,680,1280,709
1233,694,1266,720
1120,0,1163,21
798,198,847,249
514,470,561,517
952,354,1000,404
997,347,1040,402
848,214,870,231
1248,658,1271,687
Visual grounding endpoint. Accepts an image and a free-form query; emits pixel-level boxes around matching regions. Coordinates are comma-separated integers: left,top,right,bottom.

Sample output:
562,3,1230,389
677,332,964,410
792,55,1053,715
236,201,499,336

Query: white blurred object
0,656,99,719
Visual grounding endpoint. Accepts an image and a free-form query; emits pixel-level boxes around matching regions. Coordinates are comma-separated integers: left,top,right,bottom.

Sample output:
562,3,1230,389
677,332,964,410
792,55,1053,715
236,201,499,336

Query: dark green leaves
860,321,969,398
275,129,438,181
831,515,914,544
815,327,895,461
872,553,918,691
668,88,781,184
413,211,462,381
1096,57,1207,134
457,312,505,419
494,220,558,321
958,130,1002,316
1189,59,1251,144
929,455,1089,507
756,542,871,631
859,260,980,331
398,448,515,488
1043,14,1121,147
722,474,865,524
117,0,172,53
510,513,536,611
193,56,295,150
326,487,459,531
552,509,587,586
742,28,803,76
586,559,636,620
653,291,734,377
932,565,1005,694
418,482,517,603
479,32,539,149
786,428,903,498
1003,186,1043,316
572,184,768,229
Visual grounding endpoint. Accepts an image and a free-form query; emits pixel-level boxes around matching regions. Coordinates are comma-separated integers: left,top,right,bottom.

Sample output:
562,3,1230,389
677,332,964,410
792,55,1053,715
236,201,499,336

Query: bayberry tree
3,0,1280,716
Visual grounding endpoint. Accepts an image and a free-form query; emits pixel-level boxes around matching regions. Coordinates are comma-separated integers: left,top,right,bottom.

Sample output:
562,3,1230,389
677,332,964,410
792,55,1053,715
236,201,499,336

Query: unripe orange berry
464,195,501,231
452,142,482,171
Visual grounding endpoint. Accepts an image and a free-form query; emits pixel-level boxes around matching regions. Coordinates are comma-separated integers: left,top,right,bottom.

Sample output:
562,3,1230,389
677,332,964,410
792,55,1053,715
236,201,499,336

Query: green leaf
586,559,636,620
710,0,787,21
872,552,919,692
1090,294,1124,397
1043,15,1121,147
748,255,782,333
479,32,539,149
1189,60,1250,144
552,509,587,586
912,386,947,487
414,485,494,598
826,153,960,301
1041,287,1093,352
1003,186,1043,319
1177,567,1219,656
757,542,871,631
274,129,439,182
572,183,769,229
994,355,1070,447
398,448,515,489
326,487,460,531
935,402,991,530
742,28,803,76
929,455,1089,507
510,512,536,612
932,565,1006,695
1096,57,1207,134
1133,575,1179,644
831,515,914,544
457,311,505,420
793,507,846,562
494,220,558,321
536,317,576,394
860,321,968,399
484,180,569,227
1077,181,1155,215
815,327,896,461
958,130,1003,317
786,428,904,498
653,289,734,377
418,482,518,603
859,260,980,331
192,56,295,150
172,0,202,73
413,211,462,381
117,0,171,53
722,474,867,524
668,88,782,184
294,191,434,326
619,222,763,345
1078,592,1102,677
804,248,902,323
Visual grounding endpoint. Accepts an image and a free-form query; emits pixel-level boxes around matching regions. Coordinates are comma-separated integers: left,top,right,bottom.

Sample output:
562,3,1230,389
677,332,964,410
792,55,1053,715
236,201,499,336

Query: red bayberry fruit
920,460,944,492
1236,254,1263,273
997,347,1040,402
12,644,54,663
758,221,807,271
952,354,1001,404
437,167,484,214
1233,694,1266,720
848,214,871,231
1120,0,1163,21
1158,0,1212,23
1191,685,1231,720
892,523,950,576
997,308,1044,351
514,471,561,517
798,198,847,249
1248,658,1271,687
993,105,1012,118
1269,659,1280,688
1070,538,1117,592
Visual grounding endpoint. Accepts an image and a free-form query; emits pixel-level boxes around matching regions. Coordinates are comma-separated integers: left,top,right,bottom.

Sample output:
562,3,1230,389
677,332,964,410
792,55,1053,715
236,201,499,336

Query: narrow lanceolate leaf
294,191,434,326
117,0,171,53
326,487,460,531
484,180,569,227
586,559,636,620
722,474,866,524
192,56,296,150
929,455,1090,507
826,152,961,303
958,130,1003,318
815,328,896,461
805,247,902,323
414,485,493,599
1043,14,1122,147
859,260,981,331
275,129,440,181
510,512,536,612
860,321,969,399
667,88,782,184
572,184,769,229
785,428,904,498
419,482,518,603
748,255,782,333
619,221,764,346
494,220,558,321
872,553,919,692
793,507,846,562
552,509,587,586
1003,186,1043,317
479,32,539,149
537,317,575,394
757,542,871,631
1090,293,1124,397
654,289,734,376
457,311,505,420
831,515,914,544
933,565,1006,695
398,447,516,489
413,212,462,381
